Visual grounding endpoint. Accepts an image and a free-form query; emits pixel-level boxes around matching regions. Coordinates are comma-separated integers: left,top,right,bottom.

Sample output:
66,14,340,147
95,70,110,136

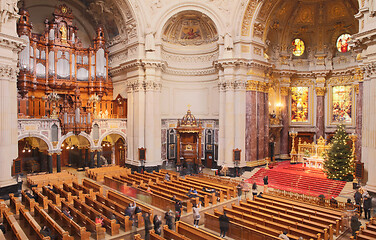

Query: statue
224,33,233,50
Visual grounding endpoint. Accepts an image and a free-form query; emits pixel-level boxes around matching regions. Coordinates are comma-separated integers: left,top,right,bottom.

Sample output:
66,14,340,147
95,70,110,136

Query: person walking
143,212,152,240
192,203,201,228
175,200,182,222
153,215,162,235
219,211,229,238
165,210,174,230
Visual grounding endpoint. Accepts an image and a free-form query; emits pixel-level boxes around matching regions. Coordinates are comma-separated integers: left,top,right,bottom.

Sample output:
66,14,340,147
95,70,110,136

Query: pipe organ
16,4,126,134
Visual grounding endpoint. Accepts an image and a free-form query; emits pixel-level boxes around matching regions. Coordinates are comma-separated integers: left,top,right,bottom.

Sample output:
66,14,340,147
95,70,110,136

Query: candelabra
46,92,61,119
289,130,298,164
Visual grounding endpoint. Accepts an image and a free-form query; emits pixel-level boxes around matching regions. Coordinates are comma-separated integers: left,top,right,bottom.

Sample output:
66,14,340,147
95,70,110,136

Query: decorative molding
327,75,354,85
246,80,268,92
280,86,289,96
355,84,359,94
241,0,259,36
0,0,19,24
161,51,219,63
290,79,314,87
0,64,18,81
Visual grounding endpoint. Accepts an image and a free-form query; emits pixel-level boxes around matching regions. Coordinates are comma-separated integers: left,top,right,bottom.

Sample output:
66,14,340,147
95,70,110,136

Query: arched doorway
61,135,91,170
100,134,126,166
18,137,50,173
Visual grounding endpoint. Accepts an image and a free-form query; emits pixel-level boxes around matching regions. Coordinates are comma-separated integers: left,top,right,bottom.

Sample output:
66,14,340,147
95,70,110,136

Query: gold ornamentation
354,68,364,82
241,45,250,53
52,141,58,147
280,87,289,96
254,47,262,56
241,1,258,36
60,25,67,44
327,76,354,85
246,80,258,91
316,77,326,84
315,87,326,96
355,84,359,94
291,79,314,86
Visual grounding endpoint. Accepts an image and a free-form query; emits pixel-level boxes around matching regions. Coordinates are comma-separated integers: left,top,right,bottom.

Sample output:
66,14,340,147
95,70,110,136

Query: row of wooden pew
352,217,376,240
205,193,346,240
85,165,131,182
134,221,222,240
27,171,76,188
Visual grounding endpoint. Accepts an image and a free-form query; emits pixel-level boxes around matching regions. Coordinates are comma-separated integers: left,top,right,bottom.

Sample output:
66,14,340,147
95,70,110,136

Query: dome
162,11,218,46
178,109,200,127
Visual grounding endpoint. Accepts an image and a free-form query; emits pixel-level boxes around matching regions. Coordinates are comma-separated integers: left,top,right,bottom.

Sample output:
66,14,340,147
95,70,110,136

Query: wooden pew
107,189,153,214
185,175,235,198
73,198,120,235
27,171,77,188
72,182,95,199
3,210,30,240
163,225,190,240
48,201,91,240
237,201,333,239
205,212,281,240
21,190,38,212
82,179,103,195
19,206,50,240
9,193,21,215
32,188,50,209
42,186,61,206
253,197,341,235
0,231,5,240
175,221,222,240
164,181,217,205
94,194,132,231
221,207,323,240
34,204,74,240
59,200,105,240
53,184,73,203
178,177,231,200
63,183,84,199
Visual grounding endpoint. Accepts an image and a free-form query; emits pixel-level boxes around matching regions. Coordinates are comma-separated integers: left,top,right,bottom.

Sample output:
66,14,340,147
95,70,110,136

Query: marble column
315,87,326,138
224,84,235,165
264,90,270,159
257,91,265,160
84,149,89,168
89,150,95,168
234,80,246,166
111,145,115,165
47,153,53,173
97,150,102,168
56,152,61,172
245,88,257,161
280,87,289,158
0,1,25,187
218,73,226,165
356,82,363,162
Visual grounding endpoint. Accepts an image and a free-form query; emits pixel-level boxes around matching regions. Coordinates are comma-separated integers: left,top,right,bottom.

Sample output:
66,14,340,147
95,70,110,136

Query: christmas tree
323,124,354,181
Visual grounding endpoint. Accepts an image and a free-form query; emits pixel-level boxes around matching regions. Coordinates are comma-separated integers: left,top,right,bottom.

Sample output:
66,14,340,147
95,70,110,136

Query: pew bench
9,193,22,215
19,206,50,240
3,209,30,240
32,188,50,209
72,181,95,199
42,186,61,206
82,179,103,195
21,190,38,212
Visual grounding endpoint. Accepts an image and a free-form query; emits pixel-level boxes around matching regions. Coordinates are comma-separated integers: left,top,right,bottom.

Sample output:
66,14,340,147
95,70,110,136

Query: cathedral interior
0,0,375,194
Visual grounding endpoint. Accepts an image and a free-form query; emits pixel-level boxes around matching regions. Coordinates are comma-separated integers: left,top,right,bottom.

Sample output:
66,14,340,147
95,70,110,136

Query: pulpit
175,109,203,173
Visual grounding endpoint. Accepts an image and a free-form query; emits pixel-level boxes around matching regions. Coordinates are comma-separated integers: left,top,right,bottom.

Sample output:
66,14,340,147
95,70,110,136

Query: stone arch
18,133,53,152
98,130,127,146
57,132,95,150
153,2,226,42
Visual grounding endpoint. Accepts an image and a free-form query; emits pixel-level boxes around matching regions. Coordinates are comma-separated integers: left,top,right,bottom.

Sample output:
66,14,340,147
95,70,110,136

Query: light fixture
22,141,32,153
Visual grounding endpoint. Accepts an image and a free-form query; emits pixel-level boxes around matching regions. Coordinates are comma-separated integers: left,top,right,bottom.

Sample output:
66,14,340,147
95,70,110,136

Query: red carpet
246,161,346,198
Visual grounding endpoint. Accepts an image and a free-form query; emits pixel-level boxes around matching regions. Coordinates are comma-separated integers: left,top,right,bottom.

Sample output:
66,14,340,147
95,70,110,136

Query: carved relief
253,22,264,38
315,87,326,96
253,47,262,56
241,0,259,36
327,75,354,85
280,86,289,96
0,0,18,24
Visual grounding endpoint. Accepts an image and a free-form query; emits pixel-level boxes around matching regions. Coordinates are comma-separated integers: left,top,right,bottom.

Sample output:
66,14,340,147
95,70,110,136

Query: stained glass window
332,85,352,123
291,87,309,122
292,39,305,56
336,34,351,53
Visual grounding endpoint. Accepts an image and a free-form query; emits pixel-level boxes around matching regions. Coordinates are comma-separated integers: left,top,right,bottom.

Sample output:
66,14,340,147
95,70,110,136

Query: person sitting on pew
26,190,36,200
95,215,104,227
165,173,170,181
351,214,362,237
133,205,142,227
256,192,263,198
0,223,5,234
330,197,338,208
40,225,56,240
278,230,290,240
125,205,133,220
110,213,119,224
62,207,73,220
146,186,152,193
47,184,57,194
153,215,162,235
171,195,177,202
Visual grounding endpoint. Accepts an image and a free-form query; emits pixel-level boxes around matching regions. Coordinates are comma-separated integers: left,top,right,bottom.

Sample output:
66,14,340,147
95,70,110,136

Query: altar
296,136,330,169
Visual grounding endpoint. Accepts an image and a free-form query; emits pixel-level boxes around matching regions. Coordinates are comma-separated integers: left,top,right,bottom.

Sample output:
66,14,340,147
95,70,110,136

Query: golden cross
187,104,191,109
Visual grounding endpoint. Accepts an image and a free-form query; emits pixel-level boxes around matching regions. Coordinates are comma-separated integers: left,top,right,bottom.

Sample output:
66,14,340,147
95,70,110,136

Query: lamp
289,129,298,164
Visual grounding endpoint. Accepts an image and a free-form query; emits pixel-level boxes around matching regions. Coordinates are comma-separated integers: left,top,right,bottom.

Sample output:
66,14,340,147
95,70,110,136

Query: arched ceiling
262,0,358,57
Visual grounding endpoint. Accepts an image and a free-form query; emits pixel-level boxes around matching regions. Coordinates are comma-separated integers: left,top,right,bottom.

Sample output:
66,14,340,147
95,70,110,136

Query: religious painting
181,25,201,40
336,34,351,53
292,39,305,56
332,85,352,123
291,87,309,122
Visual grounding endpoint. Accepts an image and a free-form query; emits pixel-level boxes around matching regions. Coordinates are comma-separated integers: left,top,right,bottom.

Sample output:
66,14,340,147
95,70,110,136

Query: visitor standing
252,182,258,200
143,212,152,240
153,215,162,235
219,211,229,238
363,193,372,220
351,215,362,237
263,175,269,193
192,203,201,228
237,183,242,203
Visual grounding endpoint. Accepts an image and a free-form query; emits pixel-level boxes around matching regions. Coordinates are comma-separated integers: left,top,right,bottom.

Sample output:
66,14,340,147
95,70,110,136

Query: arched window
167,129,176,159
292,38,305,56
93,124,99,140
51,124,58,142
336,34,351,53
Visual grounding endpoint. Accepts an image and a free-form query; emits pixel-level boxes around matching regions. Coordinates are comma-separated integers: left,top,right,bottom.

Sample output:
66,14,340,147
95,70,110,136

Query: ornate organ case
17,5,125,134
